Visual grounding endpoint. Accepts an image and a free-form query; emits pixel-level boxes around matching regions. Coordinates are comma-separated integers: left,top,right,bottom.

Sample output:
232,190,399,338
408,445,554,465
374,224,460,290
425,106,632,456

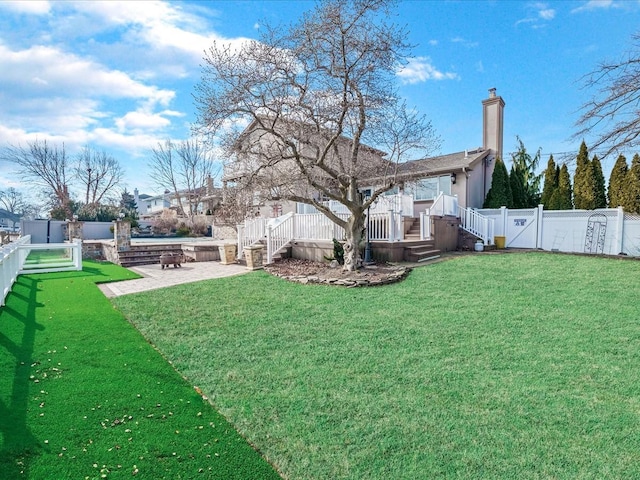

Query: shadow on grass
0,276,45,479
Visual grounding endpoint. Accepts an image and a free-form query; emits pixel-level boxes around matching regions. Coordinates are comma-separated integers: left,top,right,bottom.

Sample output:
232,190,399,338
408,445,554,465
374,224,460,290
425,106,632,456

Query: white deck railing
427,192,459,217
266,212,295,264
459,206,494,245
237,217,268,259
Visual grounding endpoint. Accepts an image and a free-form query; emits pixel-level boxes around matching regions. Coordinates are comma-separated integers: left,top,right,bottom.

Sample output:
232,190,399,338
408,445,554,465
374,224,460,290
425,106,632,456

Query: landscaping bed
264,258,410,286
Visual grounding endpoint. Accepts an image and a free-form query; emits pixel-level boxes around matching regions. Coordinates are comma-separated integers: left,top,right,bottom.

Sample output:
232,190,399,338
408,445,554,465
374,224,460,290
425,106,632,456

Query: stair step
417,254,441,262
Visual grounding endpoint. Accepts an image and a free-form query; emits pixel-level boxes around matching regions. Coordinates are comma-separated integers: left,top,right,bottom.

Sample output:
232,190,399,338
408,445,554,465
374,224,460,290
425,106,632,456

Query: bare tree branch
574,32,640,158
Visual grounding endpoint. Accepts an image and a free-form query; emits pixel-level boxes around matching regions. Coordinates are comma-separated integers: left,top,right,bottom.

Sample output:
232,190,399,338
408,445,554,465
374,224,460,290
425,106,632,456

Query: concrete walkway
98,261,250,298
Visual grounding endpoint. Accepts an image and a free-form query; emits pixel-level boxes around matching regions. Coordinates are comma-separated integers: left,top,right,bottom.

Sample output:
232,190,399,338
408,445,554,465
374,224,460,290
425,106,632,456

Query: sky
0,0,639,202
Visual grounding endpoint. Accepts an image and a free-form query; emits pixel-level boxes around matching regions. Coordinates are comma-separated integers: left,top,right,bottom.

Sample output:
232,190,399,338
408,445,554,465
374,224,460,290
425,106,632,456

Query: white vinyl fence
1,236,83,306
477,206,640,256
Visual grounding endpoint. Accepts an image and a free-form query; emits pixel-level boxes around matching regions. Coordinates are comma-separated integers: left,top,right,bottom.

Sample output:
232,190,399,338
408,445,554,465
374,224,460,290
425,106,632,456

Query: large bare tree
195,0,439,270
75,146,124,207
148,138,218,221
575,31,640,158
2,139,72,219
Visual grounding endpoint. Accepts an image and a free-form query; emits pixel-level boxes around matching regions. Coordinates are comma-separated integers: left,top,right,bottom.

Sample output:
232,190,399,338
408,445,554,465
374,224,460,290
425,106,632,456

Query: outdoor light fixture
451,172,457,184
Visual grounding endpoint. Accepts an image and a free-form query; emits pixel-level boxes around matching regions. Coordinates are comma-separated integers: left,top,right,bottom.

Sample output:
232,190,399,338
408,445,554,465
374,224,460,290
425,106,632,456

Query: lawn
0,260,281,479
113,252,640,479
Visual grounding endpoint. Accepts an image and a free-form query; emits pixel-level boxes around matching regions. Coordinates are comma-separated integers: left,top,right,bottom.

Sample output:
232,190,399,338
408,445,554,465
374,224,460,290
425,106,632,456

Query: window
407,175,452,201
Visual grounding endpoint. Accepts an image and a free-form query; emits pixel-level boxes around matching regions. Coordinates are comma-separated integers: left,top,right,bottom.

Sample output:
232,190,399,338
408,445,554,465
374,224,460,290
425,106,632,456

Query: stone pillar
114,220,131,251
67,221,83,242
218,243,237,265
244,245,264,270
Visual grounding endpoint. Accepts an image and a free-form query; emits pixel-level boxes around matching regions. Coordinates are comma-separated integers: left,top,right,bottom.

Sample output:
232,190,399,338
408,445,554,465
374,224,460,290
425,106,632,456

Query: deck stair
403,217,422,241
118,244,184,267
402,239,441,263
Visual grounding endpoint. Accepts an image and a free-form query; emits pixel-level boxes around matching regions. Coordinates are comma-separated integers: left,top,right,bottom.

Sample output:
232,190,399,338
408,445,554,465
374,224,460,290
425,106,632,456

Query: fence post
266,225,273,264
536,204,544,249
236,224,242,260
616,206,624,254
388,210,395,242
500,206,507,237
73,239,83,270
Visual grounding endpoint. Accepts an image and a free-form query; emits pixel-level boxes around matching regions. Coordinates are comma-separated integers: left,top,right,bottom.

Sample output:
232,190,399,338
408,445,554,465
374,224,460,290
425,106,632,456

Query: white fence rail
1,235,30,306
1,236,83,306
477,205,640,256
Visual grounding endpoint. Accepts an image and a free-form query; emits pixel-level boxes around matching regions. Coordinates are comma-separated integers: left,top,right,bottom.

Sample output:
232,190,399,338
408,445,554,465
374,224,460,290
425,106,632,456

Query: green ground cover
113,252,640,479
0,260,281,479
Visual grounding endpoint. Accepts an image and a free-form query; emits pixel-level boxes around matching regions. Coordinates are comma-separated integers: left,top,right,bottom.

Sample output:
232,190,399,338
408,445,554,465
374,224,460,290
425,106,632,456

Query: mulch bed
264,258,411,287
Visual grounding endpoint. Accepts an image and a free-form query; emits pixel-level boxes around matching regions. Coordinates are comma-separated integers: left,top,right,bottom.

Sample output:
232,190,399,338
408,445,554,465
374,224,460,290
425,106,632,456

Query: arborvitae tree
608,154,628,208
510,136,542,207
626,153,640,213
548,163,573,210
573,141,596,209
509,165,527,208
483,157,513,208
592,155,607,208
540,154,558,208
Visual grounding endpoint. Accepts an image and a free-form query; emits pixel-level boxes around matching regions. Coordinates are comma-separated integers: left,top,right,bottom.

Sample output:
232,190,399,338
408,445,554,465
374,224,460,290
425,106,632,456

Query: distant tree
2,139,72,218
608,154,628,208
509,136,542,207
75,146,124,207
591,155,607,209
540,155,558,208
0,187,29,229
573,141,596,209
76,204,119,222
484,157,512,208
548,164,573,210
119,189,139,228
625,153,640,214
575,32,640,158
509,165,527,208
149,138,217,221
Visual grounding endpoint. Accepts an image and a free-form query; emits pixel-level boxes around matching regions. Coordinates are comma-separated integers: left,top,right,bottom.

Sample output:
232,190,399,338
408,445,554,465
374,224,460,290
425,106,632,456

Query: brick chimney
482,87,505,161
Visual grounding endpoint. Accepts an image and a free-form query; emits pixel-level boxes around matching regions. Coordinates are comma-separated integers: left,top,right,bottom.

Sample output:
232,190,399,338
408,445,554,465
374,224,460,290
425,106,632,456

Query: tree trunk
343,212,365,272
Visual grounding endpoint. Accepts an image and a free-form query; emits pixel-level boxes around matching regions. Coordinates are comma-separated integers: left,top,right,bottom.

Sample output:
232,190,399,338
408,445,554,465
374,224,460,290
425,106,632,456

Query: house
134,177,221,221
0,208,21,232
225,88,505,263
224,88,504,218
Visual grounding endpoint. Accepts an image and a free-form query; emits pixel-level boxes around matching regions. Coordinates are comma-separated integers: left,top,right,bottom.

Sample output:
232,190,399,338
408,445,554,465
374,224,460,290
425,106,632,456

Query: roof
398,148,490,178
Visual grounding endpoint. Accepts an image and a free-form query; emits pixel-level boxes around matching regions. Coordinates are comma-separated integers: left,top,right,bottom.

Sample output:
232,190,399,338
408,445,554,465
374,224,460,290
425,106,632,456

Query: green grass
0,260,281,480
23,248,74,267
113,252,640,479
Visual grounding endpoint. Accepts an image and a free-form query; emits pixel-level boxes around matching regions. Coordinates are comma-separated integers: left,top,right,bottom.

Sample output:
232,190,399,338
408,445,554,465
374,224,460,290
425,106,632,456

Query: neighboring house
134,177,222,220
223,88,505,219
0,208,21,231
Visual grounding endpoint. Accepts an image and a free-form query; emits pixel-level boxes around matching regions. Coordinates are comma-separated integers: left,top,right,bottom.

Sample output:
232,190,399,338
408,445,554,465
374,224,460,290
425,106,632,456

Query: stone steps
118,244,184,267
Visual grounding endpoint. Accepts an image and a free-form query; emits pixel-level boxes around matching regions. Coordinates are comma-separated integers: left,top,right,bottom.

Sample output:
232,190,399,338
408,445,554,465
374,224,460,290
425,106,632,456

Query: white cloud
0,44,174,106
64,1,252,66
571,0,617,13
516,2,556,27
397,57,458,84
451,37,479,48
0,1,51,15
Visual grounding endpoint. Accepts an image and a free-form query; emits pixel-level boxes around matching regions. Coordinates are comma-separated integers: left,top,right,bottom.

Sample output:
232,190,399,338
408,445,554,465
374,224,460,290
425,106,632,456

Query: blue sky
0,0,639,199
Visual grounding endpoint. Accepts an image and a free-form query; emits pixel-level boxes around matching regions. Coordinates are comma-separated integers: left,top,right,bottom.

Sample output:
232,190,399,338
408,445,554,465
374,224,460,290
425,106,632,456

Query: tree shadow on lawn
0,276,46,479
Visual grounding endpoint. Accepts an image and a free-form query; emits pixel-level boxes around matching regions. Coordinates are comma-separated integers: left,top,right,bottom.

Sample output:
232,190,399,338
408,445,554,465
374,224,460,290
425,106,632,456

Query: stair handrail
459,206,494,245
237,216,268,259
266,212,295,263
